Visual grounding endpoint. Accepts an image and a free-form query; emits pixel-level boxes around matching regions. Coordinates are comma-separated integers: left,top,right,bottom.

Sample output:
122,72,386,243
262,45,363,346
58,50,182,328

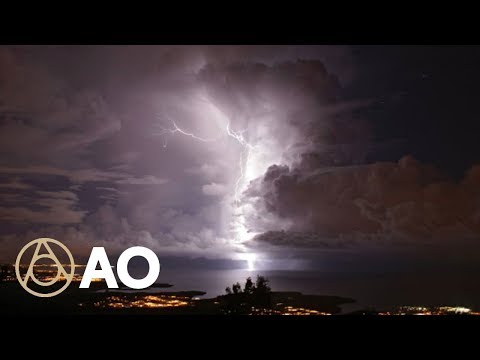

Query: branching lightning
226,121,255,204
155,109,257,246
156,113,255,204
153,98,262,272
154,116,218,147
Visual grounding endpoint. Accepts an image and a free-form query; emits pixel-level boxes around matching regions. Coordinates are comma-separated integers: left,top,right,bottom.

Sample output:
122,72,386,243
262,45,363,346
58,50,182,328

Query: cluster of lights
10,265,102,284
281,306,331,316
93,295,190,309
1,275,16,282
249,305,331,316
250,307,282,315
378,306,480,315
32,274,104,283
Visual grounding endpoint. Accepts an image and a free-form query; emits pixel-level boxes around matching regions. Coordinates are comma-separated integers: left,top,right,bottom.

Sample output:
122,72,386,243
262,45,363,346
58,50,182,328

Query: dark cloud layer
248,155,480,248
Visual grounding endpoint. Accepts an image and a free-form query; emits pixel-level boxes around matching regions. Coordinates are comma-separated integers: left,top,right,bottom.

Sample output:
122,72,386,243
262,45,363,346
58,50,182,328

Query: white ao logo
15,238,161,297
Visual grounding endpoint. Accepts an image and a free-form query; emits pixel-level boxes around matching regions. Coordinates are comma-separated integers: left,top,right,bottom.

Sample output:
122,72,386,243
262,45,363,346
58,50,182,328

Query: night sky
1,45,480,280
349,46,480,178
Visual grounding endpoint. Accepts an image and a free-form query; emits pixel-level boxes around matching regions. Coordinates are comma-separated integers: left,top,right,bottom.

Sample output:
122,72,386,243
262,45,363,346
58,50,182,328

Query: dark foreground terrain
0,281,353,315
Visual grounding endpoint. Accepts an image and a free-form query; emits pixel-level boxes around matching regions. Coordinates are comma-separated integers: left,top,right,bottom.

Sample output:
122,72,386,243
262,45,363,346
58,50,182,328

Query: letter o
116,247,160,289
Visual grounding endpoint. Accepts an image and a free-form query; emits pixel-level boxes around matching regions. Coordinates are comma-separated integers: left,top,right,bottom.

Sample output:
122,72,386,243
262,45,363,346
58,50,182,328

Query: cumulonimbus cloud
245,155,480,248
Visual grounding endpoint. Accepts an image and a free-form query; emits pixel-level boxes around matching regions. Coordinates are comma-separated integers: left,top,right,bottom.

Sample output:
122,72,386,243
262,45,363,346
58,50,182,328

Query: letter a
79,247,118,288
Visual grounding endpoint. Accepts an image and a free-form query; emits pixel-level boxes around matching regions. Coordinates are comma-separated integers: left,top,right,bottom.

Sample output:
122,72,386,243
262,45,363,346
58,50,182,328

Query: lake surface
152,268,480,312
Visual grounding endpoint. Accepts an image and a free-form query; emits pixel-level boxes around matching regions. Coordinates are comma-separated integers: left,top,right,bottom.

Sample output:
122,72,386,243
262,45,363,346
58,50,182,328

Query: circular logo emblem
15,238,75,297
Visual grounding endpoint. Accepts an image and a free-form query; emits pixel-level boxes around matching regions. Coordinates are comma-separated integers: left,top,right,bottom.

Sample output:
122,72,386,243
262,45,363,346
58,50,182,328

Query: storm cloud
247,155,480,249
0,45,357,263
2,45,477,270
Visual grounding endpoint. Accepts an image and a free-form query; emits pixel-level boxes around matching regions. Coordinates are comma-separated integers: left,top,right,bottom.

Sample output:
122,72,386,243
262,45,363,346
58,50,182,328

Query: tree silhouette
244,277,254,294
232,282,242,294
221,275,272,314
255,276,271,293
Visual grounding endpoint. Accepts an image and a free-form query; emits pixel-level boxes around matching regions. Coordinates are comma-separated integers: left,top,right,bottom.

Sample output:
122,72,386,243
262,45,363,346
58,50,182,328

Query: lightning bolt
154,116,218,147
233,141,254,204
155,108,257,245
156,112,255,203
154,102,263,271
